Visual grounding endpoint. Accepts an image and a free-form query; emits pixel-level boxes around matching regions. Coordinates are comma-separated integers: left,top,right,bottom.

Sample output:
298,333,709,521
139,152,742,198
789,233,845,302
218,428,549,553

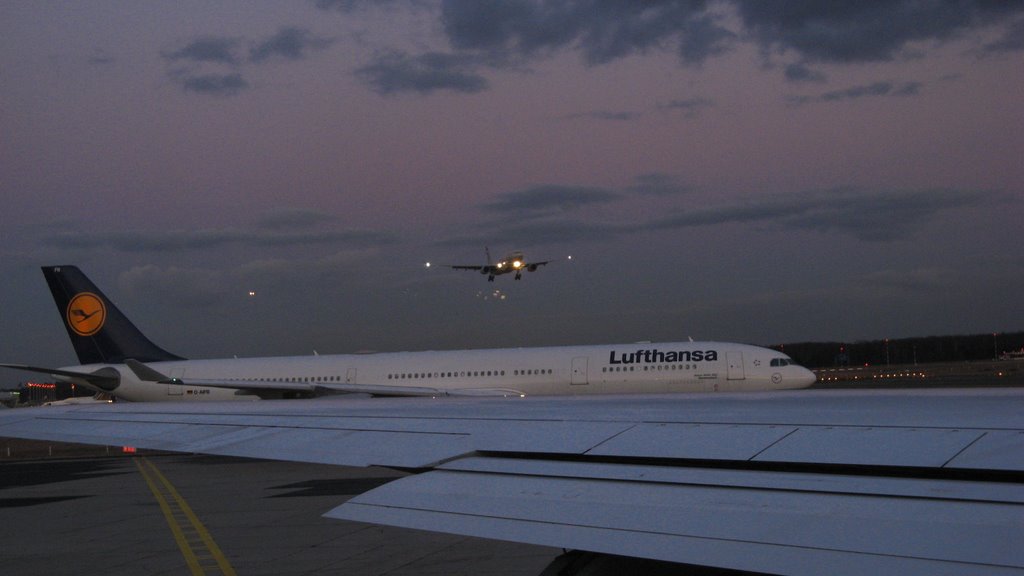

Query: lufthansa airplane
0,269,1019,574
0,266,815,402
434,248,549,281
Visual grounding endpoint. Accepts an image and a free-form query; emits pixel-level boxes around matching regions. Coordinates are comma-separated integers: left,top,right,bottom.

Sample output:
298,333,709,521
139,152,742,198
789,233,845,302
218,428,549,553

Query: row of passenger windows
602,364,700,373
227,371,559,383
227,376,343,383
387,369,554,380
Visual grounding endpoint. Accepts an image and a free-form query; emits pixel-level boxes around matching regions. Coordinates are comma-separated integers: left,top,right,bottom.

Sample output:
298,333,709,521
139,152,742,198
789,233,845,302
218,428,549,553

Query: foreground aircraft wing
1,388,1022,576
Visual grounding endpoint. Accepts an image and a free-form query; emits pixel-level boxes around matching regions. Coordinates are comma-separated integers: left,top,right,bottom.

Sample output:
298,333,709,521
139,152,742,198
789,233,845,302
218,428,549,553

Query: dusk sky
2,1,1023,385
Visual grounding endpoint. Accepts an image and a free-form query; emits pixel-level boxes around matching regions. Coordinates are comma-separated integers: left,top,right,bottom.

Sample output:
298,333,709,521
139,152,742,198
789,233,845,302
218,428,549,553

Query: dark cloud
118,264,232,308
163,28,334,97
454,182,998,245
163,36,247,95
482,184,620,216
432,218,628,248
46,227,395,253
330,1,1024,93
256,208,337,230
313,0,401,11
163,36,243,66
440,0,734,67
661,97,714,118
565,110,641,121
782,188,985,242
88,49,114,66
676,12,736,64
783,62,825,83
982,17,1024,54
175,72,250,96
438,175,690,246
249,27,335,63
355,51,489,95
651,187,989,242
788,80,922,105
481,218,629,245
734,0,1022,64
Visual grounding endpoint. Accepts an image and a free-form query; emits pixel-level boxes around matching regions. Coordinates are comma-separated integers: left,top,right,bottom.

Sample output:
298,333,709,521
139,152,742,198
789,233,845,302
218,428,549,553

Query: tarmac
0,450,562,576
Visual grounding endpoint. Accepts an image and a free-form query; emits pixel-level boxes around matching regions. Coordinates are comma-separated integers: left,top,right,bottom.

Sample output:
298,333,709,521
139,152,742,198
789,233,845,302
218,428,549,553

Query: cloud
249,27,335,63
651,187,989,242
788,80,922,106
46,226,396,253
734,0,1022,64
119,264,231,307
437,175,689,246
783,62,825,83
982,17,1024,54
481,184,620,216
433,218,628,248
163,36,243,66
323,1,1024,93
88,49,115,66
355,51,489,95
564,110,641,121
861,268,955,294
256,208,337,230
463,177,999,245
313,0,400,11
115,248,386,311
676,12,737,65
439,0,735,66
163,28,335,97
173,72,250,96
660,97,714,118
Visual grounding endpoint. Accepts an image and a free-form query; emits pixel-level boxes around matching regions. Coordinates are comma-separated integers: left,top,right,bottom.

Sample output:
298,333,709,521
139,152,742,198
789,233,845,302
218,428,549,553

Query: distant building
1000,348,1024,360
17,381,93,405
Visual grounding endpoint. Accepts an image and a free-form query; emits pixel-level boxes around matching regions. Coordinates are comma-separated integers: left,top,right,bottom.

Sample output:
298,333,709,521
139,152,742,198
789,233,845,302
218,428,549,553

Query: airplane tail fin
42,266,184,365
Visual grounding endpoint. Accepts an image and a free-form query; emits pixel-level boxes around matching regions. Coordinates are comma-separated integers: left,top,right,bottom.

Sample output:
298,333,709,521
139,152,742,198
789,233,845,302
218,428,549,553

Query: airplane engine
79,366,121,392
527,264,538,272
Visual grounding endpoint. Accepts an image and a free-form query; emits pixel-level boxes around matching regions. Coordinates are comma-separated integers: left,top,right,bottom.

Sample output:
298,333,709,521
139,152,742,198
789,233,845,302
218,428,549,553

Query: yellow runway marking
135,457,237,576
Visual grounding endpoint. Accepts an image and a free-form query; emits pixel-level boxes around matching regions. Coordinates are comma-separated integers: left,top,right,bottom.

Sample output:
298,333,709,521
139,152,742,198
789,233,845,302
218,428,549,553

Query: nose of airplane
796,366,817,388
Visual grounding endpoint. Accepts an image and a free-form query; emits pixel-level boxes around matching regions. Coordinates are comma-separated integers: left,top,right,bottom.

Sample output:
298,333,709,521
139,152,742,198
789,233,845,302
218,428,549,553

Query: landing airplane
433,248,549,281
0,266,815,402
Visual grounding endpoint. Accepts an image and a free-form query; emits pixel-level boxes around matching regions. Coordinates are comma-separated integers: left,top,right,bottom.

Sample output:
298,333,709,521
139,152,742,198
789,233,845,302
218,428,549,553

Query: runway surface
0,453,561,576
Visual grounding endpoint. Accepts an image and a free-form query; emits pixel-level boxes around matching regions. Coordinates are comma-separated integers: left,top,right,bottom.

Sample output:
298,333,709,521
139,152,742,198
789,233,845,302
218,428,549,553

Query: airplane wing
0,388,1021,575
0,363,119,389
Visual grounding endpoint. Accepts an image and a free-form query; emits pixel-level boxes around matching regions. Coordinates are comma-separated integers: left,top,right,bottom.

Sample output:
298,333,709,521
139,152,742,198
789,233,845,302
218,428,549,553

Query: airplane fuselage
59,341,815,402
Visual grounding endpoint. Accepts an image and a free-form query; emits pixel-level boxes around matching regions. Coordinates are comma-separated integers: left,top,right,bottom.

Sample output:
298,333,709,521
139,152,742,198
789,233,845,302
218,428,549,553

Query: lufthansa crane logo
67,293,106,336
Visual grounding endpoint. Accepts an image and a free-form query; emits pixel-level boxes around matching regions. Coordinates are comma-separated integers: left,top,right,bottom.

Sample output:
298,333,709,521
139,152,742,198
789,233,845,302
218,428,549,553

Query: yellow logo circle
67,293,106,336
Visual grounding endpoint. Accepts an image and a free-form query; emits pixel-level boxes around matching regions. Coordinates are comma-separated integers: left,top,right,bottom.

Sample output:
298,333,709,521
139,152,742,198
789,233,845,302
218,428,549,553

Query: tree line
775,331,1024,368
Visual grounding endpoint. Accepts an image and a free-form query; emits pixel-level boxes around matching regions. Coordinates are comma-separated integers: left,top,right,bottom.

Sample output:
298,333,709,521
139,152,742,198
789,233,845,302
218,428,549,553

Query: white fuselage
59,341,815,402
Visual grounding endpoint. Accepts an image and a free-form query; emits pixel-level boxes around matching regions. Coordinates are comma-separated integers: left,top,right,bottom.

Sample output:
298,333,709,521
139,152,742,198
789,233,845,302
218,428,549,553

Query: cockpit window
770,357,797,367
